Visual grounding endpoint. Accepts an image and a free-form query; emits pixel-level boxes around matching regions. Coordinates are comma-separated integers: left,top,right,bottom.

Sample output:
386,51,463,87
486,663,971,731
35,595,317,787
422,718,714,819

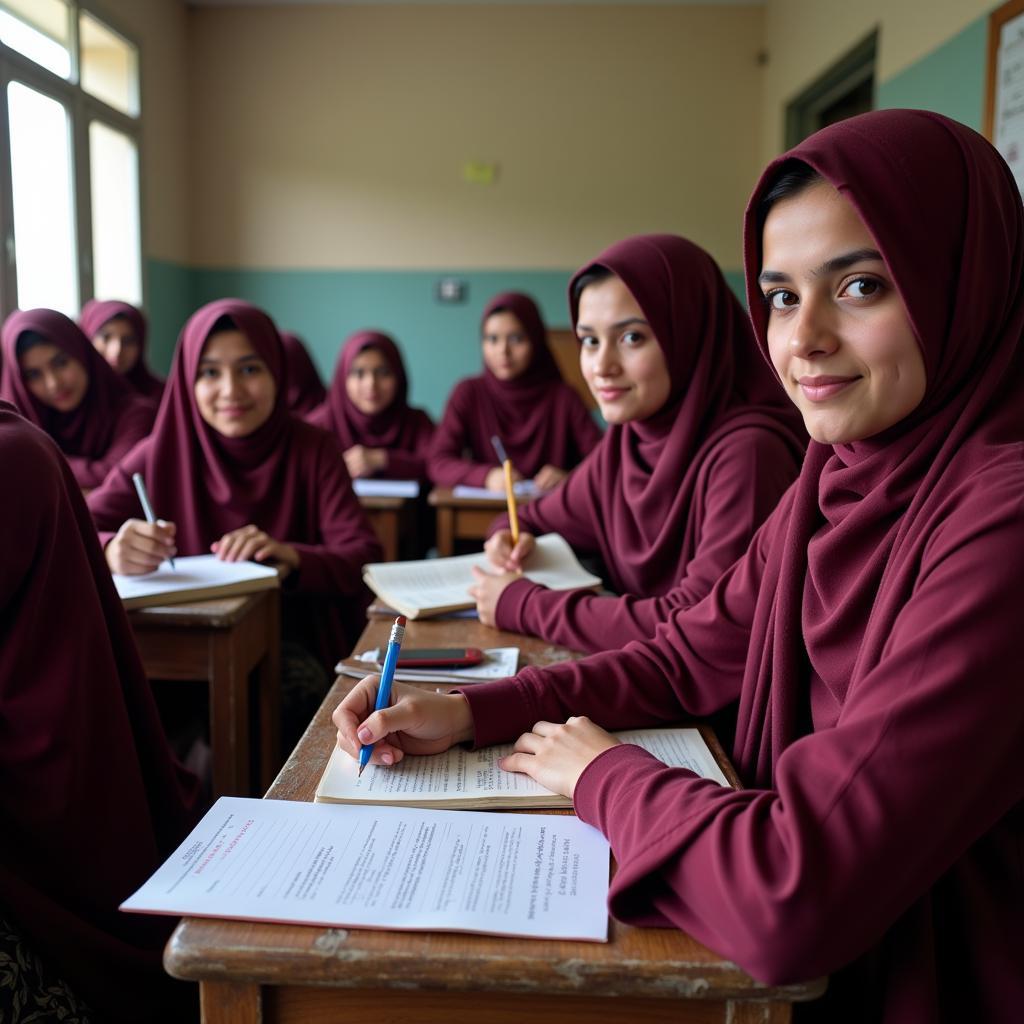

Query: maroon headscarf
0,308,151,463
79,299,165,400
0,401,199,1021
563,234,805,596
478,291,569,469
280,330,326,415
735,109,1024,787
316,330,424,449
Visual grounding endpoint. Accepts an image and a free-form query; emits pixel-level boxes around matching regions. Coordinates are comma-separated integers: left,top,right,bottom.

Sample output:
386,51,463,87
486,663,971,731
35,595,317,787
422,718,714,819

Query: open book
361,533,601,620
113,554,280,610
316,727,730,809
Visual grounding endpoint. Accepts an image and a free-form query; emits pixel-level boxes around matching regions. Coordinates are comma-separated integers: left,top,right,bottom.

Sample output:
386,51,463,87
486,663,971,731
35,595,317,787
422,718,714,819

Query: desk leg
208,634,247,797
257,591,282,794
436,506,455,557
200,980,261,1024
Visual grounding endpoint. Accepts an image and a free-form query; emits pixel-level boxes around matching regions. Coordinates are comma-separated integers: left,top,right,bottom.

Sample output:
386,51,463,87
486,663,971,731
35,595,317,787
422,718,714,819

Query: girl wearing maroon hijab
280,330,327,415
308,329,435,481
0,308,156,490
335,111,1024,1022
87,299,382,716
472,235,805,653
80,298,166,401
0,402,200,1022
428,291,602,492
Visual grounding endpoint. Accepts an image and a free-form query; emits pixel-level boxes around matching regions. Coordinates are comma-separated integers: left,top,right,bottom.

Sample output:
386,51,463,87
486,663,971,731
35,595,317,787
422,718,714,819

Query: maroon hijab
79,299,165,400
0,307,146,459
565,234,805,596
0,401,199,1020
318,329,425,449
280,330,327,415
478,291,568,469
735,109,1024,788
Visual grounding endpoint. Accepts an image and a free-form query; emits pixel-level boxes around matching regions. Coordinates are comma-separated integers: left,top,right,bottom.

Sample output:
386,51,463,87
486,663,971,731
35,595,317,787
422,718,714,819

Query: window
0,1,142,318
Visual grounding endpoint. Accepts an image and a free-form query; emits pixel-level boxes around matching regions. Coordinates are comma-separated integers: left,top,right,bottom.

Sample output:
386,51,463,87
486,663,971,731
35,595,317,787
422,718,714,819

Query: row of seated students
1,109,1021,1022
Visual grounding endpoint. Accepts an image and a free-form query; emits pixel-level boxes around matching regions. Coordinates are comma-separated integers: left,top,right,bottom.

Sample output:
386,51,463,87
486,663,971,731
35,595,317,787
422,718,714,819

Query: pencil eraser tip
396,615,407,627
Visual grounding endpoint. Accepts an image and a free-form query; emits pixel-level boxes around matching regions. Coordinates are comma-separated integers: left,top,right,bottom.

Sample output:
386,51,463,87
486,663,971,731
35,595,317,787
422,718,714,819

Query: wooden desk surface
166,617,824,1021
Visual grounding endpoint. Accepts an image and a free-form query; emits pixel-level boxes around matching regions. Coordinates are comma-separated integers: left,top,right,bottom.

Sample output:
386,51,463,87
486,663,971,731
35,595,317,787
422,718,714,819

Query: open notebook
316,727,730,809
113,554,280,609
361,533,601,619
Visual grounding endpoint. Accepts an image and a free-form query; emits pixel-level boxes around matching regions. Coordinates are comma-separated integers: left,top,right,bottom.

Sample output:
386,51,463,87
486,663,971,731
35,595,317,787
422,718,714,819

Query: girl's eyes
622,331,645,346
764,276,884,312
842,276,881,299
578,335,598,349
764,289,798,311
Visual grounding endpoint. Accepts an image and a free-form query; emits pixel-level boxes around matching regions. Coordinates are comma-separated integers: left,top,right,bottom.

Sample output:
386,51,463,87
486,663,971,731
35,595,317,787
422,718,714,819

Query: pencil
132,472,176,570
491,435,519,545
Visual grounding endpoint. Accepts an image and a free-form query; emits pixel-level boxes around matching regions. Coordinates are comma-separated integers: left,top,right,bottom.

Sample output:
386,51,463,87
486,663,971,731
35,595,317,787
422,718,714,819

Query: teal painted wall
876,14,988,130
144,11,989,417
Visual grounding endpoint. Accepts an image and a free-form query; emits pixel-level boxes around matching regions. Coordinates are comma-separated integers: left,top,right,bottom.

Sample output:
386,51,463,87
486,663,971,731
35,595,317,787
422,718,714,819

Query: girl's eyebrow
576,317,650,333
760,248,884,286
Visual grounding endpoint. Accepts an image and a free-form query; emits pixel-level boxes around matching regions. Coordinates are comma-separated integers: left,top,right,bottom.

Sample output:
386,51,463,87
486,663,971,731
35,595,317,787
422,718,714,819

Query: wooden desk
428,487,523,557
128,589,282,797
165,617,824,1022
358,494,414,562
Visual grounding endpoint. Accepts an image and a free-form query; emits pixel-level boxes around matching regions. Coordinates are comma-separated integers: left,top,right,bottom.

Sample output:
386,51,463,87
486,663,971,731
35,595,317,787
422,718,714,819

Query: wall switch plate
436,278,467,303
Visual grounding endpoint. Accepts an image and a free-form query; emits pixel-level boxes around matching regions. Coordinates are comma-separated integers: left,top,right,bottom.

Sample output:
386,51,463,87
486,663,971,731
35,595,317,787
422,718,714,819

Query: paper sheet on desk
452,480,539,500
336,647,519,684
352,479,420,498
120,796,610,942
112,554,280,608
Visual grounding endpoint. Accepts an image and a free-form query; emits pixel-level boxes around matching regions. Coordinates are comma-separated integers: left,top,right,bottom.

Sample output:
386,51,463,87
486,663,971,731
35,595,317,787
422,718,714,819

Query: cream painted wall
186,3,764,271
758,0,994,162
93,0,190,262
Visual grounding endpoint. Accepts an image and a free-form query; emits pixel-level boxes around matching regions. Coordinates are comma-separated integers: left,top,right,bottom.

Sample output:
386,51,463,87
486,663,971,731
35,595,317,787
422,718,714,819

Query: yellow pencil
492,435,519,545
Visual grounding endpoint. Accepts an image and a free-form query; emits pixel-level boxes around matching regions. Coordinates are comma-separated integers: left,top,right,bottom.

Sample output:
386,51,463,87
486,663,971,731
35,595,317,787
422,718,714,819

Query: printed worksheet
121,797,610,942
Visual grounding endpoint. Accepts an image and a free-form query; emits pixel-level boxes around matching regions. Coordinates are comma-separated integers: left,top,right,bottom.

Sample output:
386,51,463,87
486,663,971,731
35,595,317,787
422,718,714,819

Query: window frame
0,0,143,319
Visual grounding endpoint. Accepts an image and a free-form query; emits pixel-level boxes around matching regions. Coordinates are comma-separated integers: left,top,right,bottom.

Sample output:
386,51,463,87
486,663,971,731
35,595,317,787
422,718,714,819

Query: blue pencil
358,615,407,777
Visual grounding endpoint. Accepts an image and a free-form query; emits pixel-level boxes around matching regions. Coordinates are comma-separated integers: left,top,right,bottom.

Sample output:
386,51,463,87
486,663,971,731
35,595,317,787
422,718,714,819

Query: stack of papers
336,646,520,684
113,554,280,609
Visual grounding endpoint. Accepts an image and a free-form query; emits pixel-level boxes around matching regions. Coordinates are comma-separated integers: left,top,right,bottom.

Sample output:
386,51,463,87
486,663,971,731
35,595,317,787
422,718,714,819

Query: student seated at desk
80,298,166,401
428,291,602,493
280,329,327,415
336,112,1024,1022
0,308,156,491
473,235,804,652
0,401,200,1023
307,329,435,481
87,298,382,738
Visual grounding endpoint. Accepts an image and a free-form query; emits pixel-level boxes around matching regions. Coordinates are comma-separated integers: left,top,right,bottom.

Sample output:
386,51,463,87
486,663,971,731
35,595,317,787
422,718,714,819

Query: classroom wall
758,0,994,162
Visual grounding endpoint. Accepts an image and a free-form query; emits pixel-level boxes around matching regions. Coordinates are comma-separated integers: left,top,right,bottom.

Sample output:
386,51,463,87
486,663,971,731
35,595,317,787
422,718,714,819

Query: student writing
428,291,602,493
474,235,804,652
335,111,1024,1022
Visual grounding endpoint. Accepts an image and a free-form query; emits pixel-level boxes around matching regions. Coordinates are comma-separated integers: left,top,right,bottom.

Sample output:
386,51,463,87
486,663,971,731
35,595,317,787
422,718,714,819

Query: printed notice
121,797,610,942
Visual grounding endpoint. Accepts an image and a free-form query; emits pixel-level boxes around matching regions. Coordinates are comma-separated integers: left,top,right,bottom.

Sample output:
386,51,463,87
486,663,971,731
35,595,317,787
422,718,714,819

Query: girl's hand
332,677,474,767
469,565,521,626
211,524,300,574
106,518,176,575
344,444,388,479
500,717,620,799
483,529,536,572
485,465,523,493
533,464,567,491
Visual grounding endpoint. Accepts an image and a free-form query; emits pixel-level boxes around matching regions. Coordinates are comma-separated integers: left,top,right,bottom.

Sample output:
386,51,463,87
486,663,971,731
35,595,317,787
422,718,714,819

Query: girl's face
577,274,671,424
481,311,533,381
346,346,398,415
760,180,926,445
19,342,89,413
193,329,277,438
92,315,141,374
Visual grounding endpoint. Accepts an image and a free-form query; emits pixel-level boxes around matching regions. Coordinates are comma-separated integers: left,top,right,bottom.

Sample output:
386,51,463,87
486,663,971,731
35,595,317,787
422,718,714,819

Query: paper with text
121,797,610,942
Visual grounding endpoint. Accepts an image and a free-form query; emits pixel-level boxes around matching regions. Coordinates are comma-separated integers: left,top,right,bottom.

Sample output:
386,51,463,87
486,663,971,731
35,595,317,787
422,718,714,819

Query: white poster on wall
994,12,1024,198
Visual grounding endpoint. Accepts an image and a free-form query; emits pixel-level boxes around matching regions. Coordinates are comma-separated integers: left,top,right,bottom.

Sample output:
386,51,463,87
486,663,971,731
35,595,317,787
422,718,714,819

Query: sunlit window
81,11,138,116
0,0,71,79
90,121,141,304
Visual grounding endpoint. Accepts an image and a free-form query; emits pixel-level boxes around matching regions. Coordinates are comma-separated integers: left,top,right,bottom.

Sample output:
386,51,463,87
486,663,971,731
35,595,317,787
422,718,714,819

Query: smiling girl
334,111,1024,1021
0,308,156,490
308,330,435,481
471,235,804,652
428,291,602,493
87,299,382,736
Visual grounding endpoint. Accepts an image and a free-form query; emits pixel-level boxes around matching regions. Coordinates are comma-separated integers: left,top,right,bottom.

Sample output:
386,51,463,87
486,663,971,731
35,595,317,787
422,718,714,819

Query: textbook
120,796,611,942
112,554,280,609
361,533,601,620
316,727,730,809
